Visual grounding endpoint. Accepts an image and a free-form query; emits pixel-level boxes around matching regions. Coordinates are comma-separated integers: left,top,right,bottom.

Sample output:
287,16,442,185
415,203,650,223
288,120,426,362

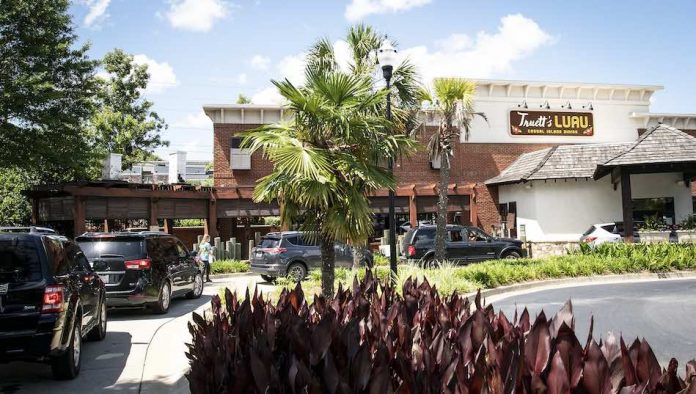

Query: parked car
0,232,107,379
75,232,203,314
0,226,57,235
400,224,525,265
250,231,373,282
579,222,641,245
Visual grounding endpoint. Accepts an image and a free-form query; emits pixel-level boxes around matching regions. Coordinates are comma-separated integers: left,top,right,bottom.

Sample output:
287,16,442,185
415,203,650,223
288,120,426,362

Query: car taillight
584,236,597,243
407,245,416,257
125,259,152,270
42,285,64,314
265,247,287,255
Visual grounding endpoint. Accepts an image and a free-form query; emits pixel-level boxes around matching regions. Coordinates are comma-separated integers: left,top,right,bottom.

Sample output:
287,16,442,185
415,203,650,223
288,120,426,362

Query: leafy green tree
0,169,32,226
243,70,416,297
0,0,98,178
236,94,251,104
305,24,422,269
89,49,168,170
420,78,487,261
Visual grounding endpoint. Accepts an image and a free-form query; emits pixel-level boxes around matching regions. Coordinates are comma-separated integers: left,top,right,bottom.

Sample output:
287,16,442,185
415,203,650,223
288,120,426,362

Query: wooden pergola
594,125,696,241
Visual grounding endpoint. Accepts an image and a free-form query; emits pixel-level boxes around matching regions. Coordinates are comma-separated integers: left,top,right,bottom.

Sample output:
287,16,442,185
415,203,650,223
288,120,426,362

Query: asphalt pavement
490,278,696,367
0,274,274,394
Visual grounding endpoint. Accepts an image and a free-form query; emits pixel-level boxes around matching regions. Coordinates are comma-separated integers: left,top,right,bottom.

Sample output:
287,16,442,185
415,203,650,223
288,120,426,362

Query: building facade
204,79,696,242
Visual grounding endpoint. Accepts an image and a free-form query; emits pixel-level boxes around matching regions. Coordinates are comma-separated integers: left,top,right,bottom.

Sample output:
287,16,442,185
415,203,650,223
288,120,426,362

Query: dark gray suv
250,232,373,282
401,224,525,265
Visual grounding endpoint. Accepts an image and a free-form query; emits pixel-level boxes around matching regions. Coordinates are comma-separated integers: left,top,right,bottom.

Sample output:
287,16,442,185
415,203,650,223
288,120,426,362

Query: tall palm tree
242,69,416,297
305,24,422,268
420,78,487,262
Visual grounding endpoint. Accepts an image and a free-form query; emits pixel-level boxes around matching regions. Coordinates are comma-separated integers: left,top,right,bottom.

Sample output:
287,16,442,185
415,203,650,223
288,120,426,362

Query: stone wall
527,241,580,258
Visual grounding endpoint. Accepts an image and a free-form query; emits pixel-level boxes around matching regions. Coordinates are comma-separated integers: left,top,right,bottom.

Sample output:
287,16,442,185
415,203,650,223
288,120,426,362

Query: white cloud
251,86,285,105
173,111,212,129
132,54,179,94
276,52,308,86
250,55,271,70
165,0,229,32
402,14,554,85
345,0,432,21
81,0,111,27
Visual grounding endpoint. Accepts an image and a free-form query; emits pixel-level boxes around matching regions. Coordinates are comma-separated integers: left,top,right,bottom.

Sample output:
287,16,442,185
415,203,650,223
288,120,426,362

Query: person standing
199,234,213,282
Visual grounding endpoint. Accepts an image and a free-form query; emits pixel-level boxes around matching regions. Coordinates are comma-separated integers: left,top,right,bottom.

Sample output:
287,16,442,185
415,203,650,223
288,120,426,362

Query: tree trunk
435,153,450,262
320,233,336,298
351,243,364,270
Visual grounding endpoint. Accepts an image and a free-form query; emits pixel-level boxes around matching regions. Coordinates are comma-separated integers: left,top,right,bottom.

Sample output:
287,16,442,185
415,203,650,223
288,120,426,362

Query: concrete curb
209,272,255,280
464,270,696,302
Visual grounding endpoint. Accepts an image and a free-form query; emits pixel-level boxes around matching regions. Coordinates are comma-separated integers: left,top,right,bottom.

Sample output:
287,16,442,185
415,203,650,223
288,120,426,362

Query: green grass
210,259,249,274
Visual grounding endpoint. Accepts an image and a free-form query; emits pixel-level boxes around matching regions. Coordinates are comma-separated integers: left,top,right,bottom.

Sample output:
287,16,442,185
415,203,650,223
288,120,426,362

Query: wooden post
31,199,39,225
73,196,86,237
163,219,174,234
103,219,109,232
205,199,218,237
409,195,417,227
620,169,634,243
149,198,159,231
469,192,478,227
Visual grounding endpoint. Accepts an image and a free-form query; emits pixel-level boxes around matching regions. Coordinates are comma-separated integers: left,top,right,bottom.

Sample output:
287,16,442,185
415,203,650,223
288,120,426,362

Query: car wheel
150,281,171,314
502,251,521,259
186,272,204,299
420,255,435,268
51,320,81,380
287,263,307,282
87,299,107,341
260,274,276,283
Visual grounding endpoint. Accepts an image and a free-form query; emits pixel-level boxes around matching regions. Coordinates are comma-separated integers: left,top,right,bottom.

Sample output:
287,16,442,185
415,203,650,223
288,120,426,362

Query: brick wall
213,123,555,232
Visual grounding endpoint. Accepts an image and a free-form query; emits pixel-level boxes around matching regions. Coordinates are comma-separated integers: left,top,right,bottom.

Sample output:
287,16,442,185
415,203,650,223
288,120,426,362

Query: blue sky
69,0,696,161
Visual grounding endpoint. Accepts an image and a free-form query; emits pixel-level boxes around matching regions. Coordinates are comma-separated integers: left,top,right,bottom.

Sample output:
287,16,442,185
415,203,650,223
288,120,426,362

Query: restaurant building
204,79,696,247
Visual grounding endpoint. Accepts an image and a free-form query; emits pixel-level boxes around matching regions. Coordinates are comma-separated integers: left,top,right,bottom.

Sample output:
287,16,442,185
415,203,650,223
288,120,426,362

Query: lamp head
377,39,397,80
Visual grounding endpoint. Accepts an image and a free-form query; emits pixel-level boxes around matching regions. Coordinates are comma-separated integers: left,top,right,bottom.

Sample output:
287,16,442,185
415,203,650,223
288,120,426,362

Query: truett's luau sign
510,110,594,137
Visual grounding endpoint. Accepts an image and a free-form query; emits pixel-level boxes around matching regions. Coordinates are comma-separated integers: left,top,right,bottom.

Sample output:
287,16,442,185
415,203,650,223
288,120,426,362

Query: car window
0,237,43,283
175,240,189,258
258,237,280,248
447,229,464,242
77,236,144,260
44,238,71,276
414,228,435,243
582,226,596,237
284,235,300,246
601,224,616,233
467,228,490,242
152,238,180,260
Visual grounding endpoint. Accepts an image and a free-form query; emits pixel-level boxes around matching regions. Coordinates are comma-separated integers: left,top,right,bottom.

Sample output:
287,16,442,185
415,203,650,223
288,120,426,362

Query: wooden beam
620,170,634,243
163,219,174,235
31,199,39,225
205,199,218,237
610,167,622,190
469,192,477,226
73,196,86,237
409,195,417,226
64,186,212,200
149,198,159,230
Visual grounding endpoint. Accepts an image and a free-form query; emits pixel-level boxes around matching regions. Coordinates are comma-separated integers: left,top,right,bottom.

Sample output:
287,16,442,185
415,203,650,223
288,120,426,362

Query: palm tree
420,78,487,262
305,24,422,268
242,69,416,297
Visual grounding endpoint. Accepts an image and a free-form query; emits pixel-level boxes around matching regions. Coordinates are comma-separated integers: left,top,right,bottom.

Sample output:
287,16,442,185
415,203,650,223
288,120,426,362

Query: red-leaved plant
186,271,696,393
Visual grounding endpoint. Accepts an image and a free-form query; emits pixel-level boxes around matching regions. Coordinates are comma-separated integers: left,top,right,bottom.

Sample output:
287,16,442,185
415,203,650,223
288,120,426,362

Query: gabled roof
485,143,631,185
486,125,696,186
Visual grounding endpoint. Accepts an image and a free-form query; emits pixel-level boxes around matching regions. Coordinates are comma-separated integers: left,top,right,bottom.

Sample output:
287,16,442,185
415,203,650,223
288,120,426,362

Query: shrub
210,259,249,274
680,215,696,230
186,271,695,393
373,253,389,266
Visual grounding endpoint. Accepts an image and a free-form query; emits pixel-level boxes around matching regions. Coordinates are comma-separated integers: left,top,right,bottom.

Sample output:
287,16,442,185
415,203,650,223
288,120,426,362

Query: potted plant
637,214,670,243
677,214,696,242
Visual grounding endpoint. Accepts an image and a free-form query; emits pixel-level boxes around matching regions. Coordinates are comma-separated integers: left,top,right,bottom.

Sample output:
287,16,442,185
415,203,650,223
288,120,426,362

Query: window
258,237,280,248
175,240,189,258
0,238,43,283
77,237,144,261
632,197,675,225
230,137,251,170
467,228,490,242
447,229,464,242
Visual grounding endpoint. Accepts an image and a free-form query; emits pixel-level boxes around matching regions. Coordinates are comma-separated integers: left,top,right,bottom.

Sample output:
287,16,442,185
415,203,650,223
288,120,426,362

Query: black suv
401,225,525,264
0,232,107,379
75,232,203,314
250,231,373,281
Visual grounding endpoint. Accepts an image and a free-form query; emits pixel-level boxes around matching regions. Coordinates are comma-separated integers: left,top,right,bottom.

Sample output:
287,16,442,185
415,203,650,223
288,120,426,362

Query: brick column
469,192,477,227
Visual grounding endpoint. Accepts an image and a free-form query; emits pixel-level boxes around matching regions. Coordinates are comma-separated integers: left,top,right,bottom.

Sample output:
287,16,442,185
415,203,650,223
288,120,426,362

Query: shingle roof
600,124,696,166
485,143,631,185
486,125,696,186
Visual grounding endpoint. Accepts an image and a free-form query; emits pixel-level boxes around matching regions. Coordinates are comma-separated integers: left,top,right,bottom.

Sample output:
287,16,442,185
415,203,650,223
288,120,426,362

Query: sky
69,0,696,161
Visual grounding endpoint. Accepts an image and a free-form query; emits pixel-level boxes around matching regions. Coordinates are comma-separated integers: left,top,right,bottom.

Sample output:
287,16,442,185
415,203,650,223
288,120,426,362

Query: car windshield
258,237,280,248
582,226,596,237
0,238,43,283
76,237,143,260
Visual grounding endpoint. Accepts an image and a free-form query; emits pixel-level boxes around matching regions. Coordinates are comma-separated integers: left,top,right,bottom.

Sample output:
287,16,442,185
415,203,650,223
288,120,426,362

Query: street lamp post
378,39,398,282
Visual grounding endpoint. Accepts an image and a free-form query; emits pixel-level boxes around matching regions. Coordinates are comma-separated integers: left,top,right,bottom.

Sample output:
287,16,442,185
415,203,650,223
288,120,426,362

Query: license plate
255,252,263,258
0,283,7,295
100,275,111,284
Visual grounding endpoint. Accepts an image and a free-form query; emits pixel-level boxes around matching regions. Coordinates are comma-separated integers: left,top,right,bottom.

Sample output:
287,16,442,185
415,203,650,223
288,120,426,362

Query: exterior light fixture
377,38,398,282
540,101,550,109
518,100,528,109
565,101,572,110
